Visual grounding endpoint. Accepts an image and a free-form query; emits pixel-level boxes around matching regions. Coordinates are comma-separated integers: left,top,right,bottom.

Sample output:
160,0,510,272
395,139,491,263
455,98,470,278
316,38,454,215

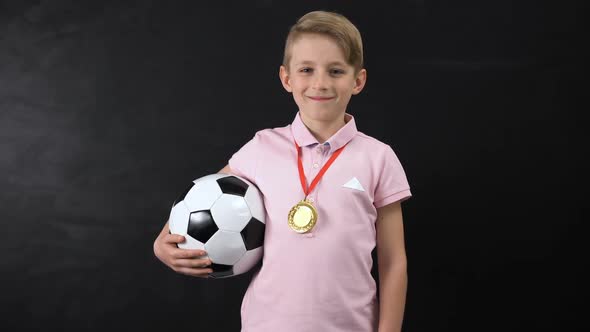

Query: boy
153,11,411,332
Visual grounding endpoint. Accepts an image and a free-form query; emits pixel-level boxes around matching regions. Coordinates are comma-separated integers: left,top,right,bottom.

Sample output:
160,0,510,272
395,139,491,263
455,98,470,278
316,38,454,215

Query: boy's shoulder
247,123,292,144
353,131,402,164
254,124,290,137
354,131,393,150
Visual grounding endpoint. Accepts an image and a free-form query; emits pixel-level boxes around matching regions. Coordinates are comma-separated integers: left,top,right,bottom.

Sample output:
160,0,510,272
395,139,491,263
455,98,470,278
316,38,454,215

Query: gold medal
289,138,347,234
288,198,318,233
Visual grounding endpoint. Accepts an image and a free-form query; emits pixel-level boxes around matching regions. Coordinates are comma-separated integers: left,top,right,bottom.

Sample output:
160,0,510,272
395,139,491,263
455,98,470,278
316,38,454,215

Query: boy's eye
330,69,345,75
299,67,313,73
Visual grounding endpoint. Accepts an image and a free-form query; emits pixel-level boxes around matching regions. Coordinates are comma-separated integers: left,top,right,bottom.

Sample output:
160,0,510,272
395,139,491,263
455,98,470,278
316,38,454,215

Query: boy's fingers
176,267,213,277
174,258,212,268
165,234,186,243
172,248,207,259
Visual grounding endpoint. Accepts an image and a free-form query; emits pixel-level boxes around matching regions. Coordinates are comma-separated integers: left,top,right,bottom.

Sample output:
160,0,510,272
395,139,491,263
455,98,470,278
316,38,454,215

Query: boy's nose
311,73,329,90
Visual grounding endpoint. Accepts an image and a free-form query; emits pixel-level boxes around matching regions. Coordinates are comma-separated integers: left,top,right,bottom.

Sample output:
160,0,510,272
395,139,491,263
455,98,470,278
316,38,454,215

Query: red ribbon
294,139,347,197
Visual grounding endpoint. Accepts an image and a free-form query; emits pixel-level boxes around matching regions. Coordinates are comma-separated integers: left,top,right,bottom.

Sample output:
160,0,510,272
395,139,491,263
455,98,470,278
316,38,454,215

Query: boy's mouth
308,96,334,101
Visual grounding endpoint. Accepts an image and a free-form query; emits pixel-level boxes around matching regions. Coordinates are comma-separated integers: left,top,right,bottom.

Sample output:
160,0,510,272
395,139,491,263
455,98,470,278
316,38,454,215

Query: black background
0,1,584,331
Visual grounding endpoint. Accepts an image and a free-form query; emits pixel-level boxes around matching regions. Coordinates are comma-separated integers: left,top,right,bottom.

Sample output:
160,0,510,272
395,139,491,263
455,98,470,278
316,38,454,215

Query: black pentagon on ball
209,263,234,279
187,210,219,243
217,176,249,197
240,217,265,250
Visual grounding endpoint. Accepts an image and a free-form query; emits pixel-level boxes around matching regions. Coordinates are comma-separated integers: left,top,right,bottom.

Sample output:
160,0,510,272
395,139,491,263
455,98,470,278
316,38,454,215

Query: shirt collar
291,111,358,151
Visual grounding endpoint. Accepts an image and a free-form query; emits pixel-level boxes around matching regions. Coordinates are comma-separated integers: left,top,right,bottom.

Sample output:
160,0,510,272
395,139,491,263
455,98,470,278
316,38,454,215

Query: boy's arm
376,201,408,332
218,164,232,174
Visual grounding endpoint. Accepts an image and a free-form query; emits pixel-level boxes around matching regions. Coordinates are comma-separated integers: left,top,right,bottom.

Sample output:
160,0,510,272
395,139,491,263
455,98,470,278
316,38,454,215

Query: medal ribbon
294,139,347,197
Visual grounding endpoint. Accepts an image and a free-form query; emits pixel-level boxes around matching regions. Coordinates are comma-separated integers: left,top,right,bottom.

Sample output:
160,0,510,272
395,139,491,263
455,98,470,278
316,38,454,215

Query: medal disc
288,199,318,233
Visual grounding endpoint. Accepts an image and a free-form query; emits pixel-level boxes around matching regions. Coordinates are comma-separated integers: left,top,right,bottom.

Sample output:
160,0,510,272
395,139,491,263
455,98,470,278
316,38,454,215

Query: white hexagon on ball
205,230,246,265
210,194,252,231
168,201,190,235
179,235,205,251
183,180,223,212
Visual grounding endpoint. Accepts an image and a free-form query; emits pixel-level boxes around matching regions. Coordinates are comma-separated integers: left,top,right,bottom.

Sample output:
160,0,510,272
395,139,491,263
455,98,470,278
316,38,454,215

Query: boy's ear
352,68,367,95
279,65,293,93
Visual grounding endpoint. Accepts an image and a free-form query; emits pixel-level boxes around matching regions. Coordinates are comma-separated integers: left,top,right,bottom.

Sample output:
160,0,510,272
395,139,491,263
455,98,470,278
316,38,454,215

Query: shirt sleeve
373,145,412,208
228,131,262,185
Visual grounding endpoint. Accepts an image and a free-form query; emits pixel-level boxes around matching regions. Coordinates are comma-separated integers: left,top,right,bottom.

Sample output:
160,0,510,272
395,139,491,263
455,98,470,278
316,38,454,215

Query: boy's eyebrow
295,60,348,67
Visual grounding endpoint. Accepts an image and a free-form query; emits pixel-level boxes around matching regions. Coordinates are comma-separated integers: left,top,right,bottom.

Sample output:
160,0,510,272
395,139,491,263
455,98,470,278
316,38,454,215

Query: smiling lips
308,96,334,101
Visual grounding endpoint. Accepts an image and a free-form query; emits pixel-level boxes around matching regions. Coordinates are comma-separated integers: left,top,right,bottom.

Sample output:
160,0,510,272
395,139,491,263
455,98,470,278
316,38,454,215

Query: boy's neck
299,112,347,144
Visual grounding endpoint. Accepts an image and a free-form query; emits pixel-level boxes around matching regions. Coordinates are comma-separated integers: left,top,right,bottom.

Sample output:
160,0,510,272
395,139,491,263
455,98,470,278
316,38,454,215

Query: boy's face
279,33,366,123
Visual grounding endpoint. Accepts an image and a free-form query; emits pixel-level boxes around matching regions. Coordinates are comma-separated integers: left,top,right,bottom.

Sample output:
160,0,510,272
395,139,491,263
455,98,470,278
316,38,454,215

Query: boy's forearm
377,263,407,332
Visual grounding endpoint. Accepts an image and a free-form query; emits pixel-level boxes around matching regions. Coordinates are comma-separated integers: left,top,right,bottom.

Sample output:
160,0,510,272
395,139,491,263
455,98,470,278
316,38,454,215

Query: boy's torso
231,113,407,331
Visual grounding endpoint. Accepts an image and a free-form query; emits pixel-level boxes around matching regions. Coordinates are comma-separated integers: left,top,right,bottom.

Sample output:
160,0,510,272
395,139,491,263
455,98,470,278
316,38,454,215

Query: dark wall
1,1,582,331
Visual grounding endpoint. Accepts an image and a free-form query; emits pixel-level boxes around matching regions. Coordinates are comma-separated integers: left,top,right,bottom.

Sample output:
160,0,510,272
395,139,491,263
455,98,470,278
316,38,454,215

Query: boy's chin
300,108,345,121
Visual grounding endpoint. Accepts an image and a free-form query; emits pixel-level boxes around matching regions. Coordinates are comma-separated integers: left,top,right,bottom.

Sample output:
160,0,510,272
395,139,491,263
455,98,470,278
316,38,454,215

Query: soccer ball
168,173,265,278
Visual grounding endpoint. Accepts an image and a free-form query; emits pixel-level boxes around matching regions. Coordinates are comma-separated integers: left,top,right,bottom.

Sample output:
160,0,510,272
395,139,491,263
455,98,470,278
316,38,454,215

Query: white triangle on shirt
342,177,365,192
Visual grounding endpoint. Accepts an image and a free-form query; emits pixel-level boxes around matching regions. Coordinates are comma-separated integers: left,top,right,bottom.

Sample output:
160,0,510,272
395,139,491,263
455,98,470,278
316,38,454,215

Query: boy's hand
153,226,213,278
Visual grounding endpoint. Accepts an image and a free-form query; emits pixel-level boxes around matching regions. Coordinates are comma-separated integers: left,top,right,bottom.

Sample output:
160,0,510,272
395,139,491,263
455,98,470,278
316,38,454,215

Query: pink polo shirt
228,111,412,332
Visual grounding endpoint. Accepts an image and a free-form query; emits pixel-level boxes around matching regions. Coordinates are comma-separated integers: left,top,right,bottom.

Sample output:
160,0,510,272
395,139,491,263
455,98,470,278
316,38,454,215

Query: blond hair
282,11,364,73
